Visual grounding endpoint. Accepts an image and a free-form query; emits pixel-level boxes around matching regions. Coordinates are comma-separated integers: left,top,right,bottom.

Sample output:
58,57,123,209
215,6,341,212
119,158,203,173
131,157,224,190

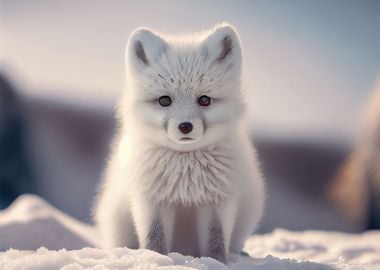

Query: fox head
121,23,245,151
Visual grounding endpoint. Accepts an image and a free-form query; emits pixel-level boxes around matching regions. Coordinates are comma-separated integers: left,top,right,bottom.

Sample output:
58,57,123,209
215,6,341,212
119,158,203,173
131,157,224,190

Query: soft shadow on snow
0,195,380,270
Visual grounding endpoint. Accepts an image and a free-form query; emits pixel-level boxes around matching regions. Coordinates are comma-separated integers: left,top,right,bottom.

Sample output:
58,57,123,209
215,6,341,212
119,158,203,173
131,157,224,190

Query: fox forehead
127,24,242,98
139,50,237,97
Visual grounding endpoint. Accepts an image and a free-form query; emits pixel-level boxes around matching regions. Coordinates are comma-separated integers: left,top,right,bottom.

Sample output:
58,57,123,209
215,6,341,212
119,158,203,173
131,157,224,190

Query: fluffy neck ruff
127,143,238,206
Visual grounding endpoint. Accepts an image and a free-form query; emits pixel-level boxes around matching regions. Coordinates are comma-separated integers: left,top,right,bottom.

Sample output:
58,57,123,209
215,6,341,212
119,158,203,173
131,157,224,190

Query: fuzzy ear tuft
218,35,233,62
134,40,149,65
202,23,242,65
126,28,168,69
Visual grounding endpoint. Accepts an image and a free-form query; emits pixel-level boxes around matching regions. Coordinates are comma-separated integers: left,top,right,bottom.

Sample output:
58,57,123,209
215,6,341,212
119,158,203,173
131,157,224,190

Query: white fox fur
94,23,265,263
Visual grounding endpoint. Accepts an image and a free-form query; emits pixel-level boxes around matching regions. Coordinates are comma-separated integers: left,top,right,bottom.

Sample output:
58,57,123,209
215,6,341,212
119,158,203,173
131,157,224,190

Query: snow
1,195,380,270
0,195,98,250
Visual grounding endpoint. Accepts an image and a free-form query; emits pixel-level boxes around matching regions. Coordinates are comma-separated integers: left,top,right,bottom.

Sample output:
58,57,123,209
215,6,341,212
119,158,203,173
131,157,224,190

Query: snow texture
1,195,380,270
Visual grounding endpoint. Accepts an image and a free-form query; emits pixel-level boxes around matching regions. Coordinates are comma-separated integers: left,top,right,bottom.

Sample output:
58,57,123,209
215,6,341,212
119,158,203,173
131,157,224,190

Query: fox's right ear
126,28,168,70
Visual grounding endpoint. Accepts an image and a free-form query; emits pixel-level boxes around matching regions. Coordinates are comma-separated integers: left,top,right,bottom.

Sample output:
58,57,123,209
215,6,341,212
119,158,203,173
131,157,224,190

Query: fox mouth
180,137,194,141
176,137,198,145
174,136,201,144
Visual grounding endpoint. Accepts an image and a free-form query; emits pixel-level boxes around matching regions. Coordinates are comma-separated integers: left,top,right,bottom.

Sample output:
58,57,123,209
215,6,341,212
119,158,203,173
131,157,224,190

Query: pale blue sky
1,0,379,140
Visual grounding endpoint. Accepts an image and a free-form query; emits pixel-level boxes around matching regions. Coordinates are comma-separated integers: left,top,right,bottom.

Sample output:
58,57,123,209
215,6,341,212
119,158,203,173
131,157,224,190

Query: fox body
94,24,265,262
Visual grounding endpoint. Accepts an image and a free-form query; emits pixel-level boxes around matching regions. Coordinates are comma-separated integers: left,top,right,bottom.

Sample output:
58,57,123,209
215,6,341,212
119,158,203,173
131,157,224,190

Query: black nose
178,122,193,134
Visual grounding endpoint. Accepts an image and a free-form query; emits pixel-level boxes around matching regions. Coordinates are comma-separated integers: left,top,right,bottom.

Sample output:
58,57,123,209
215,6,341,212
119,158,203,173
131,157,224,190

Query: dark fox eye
158,96,172,107
198,95,211,106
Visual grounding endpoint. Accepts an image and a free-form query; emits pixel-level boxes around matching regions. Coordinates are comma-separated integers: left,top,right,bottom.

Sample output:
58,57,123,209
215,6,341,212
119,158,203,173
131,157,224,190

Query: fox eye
158,96,172,107
198,95,211,106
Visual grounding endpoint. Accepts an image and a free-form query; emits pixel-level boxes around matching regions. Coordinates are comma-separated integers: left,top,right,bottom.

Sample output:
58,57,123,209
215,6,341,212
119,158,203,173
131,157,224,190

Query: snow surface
0,195,380,270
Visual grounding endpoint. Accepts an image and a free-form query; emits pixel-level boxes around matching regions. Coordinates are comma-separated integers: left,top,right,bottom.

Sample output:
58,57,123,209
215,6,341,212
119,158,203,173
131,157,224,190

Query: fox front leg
197,200,238,263
133,200,175,254
197,200,237,263
207,213,227,262
145,216,167,253
198,207,226,263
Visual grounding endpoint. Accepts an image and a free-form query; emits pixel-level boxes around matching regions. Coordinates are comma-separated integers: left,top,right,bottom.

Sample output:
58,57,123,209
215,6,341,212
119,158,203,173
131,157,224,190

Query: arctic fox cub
94,23,265,263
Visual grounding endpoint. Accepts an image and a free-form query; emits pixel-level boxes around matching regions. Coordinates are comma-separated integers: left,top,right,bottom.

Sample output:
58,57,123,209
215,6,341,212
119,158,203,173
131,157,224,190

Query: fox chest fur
125,144,238,205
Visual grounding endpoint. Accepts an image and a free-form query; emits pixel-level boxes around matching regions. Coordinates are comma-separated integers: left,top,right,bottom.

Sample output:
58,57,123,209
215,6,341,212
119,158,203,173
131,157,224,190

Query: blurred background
0,0,379,232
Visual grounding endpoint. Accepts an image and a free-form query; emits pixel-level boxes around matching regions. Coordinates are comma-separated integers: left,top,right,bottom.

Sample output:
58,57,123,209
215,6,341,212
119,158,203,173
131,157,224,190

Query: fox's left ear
201,23,242,66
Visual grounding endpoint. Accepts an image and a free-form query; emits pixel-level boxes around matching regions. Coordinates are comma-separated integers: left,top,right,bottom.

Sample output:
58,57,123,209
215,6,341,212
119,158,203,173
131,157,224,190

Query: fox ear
201,23,242,66
126,28,168,69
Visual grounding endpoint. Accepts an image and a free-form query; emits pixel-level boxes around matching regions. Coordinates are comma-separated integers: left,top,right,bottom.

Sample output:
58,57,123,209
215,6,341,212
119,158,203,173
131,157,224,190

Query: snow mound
1,195,380,270
0,194,98,251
